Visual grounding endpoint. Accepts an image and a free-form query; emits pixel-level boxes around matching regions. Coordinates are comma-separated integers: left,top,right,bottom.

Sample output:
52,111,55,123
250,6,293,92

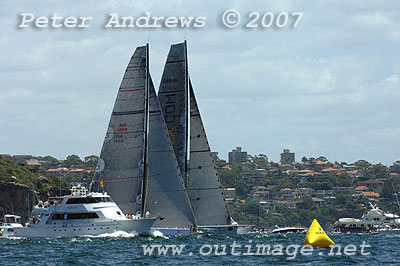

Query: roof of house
298,169,313,173
277,200,289,204
355,186,368,191
346,170,359,174
26,161,41,166
69,168,85,172
362,191,380,197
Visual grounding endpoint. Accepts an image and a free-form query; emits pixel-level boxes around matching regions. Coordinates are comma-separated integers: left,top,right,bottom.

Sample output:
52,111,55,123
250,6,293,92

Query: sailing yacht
89,44,187,235
156,42,238,235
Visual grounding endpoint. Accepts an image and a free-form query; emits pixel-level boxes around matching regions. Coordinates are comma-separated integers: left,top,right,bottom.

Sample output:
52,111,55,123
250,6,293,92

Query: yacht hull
197,225,238,235
14,218,156,238
150,224,239,236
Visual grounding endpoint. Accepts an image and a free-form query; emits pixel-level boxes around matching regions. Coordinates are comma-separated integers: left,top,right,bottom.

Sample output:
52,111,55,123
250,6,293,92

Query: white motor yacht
334,203,400,233
0,214,23,237
14,185,156,238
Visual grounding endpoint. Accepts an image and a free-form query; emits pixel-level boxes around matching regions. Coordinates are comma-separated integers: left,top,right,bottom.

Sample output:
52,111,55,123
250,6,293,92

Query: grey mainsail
146,78,196,228
158,42,188,181
92,46,147,215
187,81,231,225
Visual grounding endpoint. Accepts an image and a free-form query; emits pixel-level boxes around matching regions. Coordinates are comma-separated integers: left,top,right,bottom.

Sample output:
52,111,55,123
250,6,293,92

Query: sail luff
184,40,189,187
141,43,150,217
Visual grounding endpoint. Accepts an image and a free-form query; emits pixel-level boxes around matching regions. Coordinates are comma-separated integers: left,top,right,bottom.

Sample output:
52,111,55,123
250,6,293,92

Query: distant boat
272,226,307,234
334,203,400,233
0,214,23,237
14,185,155,237
157,41,238,235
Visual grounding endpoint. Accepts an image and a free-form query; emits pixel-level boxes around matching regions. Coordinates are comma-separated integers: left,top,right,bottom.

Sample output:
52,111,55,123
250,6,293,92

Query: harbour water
1,232,400,265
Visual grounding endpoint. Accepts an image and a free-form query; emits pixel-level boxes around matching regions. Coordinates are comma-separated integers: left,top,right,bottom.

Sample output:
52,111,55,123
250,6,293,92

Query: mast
184,40,189,187
141,43,150,217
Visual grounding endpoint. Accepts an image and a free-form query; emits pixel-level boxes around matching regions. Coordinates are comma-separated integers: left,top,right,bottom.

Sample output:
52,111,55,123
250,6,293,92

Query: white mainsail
187,81,231,225
146,78,196,228
158,42,188,182
92,46,148,215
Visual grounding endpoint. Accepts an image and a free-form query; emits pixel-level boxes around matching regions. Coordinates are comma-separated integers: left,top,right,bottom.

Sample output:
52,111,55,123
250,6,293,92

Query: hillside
0,158,70,220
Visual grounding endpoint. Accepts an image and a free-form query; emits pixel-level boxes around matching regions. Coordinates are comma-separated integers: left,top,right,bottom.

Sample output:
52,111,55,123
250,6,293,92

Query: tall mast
184,40,189,187
141,43,150,217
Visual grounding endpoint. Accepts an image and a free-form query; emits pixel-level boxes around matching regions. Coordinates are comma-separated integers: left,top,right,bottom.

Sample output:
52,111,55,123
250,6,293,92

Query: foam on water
82,230,139,238
151,230,164,237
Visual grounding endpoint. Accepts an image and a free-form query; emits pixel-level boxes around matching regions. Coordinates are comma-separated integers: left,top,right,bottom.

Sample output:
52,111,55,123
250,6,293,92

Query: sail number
114,122,127,143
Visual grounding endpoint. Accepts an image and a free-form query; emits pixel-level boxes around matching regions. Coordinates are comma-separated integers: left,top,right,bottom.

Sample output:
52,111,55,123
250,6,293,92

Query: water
1,232,400,265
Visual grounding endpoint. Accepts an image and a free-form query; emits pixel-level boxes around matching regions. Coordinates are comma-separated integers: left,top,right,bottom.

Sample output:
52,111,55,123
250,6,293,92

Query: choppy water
1,231,399,265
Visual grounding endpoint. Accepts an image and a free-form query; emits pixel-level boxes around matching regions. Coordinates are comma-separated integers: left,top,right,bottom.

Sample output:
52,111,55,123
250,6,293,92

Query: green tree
299,196,314,209
381,183,393,199
84,155,99,168
64,155,84,168
317,156,328,162
354,160,371,169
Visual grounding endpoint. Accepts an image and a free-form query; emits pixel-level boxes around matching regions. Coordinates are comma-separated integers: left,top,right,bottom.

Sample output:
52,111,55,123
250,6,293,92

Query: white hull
0,226,16,238
150,224,239,236
197,224,238,235
14,218,155,238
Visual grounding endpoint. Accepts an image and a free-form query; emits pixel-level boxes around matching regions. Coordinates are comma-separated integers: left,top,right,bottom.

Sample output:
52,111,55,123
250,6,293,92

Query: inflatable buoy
304,219,335,248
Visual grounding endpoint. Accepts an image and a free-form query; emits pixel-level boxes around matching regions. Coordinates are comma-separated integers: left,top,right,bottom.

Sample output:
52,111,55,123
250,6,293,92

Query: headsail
158,42,188,181
146,78,196,228
187,81,231,225
92,46,147,215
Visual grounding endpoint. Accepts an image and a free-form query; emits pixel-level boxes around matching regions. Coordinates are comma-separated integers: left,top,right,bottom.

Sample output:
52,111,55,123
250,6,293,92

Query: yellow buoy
304,219,335,248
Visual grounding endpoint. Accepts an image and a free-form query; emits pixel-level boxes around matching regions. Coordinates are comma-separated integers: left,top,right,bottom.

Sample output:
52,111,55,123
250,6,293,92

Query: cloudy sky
0,0,399,165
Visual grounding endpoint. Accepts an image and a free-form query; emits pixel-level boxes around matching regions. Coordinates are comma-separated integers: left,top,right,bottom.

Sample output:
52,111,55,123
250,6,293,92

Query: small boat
0,214,23,237
272,226,307,234
14,185,156,238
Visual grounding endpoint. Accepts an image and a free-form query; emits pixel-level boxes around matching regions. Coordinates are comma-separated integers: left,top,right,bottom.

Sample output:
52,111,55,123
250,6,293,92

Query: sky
0,0,399,165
